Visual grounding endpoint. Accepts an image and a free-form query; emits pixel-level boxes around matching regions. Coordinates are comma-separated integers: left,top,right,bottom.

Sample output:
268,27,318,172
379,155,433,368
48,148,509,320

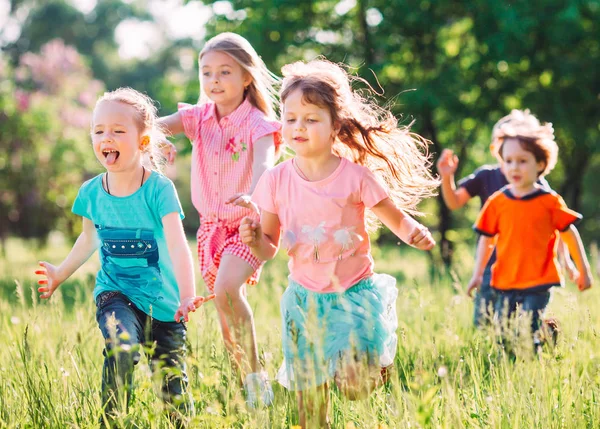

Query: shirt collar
202,98,253,127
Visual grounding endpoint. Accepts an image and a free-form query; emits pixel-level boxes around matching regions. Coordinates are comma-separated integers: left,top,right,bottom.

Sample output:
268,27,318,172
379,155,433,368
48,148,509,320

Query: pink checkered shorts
197,216,263,293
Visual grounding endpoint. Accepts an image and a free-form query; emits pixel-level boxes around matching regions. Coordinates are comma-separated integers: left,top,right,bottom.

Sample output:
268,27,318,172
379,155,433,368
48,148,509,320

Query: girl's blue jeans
95,291,192,418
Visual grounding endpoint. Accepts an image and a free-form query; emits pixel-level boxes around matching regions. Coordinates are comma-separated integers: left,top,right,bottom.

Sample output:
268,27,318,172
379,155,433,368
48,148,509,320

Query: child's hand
161,141,177,164
226,193,260,215
35,261,63,299
436,149,459,178
467,275,482,297
578,270,593,292
407,224,435,250
239,217,261,248
174,294,216,322
565,260,580,283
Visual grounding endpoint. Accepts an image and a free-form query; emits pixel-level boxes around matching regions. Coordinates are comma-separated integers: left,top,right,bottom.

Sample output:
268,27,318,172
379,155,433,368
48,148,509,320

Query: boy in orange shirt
467,115,592,349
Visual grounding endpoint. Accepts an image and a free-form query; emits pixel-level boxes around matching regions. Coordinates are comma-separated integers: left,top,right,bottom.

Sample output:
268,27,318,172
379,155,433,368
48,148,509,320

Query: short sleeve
177,102,203,143
72,185,91,219
360,169,389,208
457,168,483,198
251,119,282,151
251,170,277,214
473,197,498,237
551,194,581,232
156,180,184,220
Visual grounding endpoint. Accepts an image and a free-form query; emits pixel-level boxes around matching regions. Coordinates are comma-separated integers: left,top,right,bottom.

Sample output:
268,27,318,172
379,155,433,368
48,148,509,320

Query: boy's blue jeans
473,278,497,327
95,291,192,418
493,289,551,346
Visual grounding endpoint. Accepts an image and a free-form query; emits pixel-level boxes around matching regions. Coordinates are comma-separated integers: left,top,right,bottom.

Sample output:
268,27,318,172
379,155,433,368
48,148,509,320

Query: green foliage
0,43,103,244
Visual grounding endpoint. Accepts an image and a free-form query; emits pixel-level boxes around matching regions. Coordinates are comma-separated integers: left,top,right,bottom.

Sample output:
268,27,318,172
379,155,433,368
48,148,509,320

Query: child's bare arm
159,112,185,136
163,212,211,321
226,134,276,206
559,225,593,291
467,235,494,297
371,198,435,250
36,217,99,299
437,149,471,210
250,134,276,193
239,210,281,261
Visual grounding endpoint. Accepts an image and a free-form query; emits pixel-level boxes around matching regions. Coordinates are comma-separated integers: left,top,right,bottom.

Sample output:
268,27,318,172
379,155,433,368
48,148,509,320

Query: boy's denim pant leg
494,289,551,345
473,279,497,328
96,292,192,418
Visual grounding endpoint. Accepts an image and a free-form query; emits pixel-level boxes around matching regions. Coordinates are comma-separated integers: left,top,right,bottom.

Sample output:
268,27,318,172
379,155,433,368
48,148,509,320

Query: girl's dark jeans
95,291,193,420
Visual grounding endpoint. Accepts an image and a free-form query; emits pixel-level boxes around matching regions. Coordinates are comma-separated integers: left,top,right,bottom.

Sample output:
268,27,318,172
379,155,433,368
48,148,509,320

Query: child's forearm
472,236,494,278
250,233,279,261
56,230,99,283
171,245,196,300
560,226,592,276
440,175,462,210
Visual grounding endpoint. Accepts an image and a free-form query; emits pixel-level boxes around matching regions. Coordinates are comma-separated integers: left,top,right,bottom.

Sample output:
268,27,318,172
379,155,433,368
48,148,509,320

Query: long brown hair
281,60,439,225
200,33,278,119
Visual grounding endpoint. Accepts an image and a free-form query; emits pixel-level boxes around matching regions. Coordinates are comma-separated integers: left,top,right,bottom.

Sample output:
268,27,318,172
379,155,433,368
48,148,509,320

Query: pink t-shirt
252,158,388,292
178,98,281,222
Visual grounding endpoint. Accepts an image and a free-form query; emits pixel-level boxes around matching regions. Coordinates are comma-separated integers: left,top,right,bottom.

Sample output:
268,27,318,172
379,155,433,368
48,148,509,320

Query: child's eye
94,130,103,135
286,118,295,123
307,119,317,123
221,70,230,75
203,72,210,77
115,130,125,134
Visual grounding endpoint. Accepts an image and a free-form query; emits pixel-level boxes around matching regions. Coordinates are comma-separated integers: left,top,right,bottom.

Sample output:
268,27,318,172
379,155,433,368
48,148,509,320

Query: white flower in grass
437,366,448,378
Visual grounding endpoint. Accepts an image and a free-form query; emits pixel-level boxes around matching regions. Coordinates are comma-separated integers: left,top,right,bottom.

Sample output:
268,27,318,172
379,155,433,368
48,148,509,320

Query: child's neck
509,182,539,198
214,94,245,121
105,165,147,197
294,154,341,182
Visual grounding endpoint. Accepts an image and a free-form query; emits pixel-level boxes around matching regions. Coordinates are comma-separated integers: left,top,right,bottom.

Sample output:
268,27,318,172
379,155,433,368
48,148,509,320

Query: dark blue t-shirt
458,164,550,207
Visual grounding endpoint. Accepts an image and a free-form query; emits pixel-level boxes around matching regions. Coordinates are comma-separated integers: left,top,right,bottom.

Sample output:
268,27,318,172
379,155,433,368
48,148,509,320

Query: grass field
1,236,599,428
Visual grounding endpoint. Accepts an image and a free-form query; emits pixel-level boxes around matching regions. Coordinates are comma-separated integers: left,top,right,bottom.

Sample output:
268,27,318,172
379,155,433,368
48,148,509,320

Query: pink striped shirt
178,98,281,222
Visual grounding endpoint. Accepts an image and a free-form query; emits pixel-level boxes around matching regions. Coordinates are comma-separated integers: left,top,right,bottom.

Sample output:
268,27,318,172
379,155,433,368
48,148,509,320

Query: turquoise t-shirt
72,171,184,322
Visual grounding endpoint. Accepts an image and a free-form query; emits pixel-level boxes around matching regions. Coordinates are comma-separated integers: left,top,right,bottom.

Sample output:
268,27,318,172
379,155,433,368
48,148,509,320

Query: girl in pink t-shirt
238,60,439,428
159,33,281,407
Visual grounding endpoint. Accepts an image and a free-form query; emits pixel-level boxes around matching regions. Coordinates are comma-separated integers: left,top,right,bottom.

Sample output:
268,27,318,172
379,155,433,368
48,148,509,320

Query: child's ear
537,160,546,176
140,135,150,150
243,72,252,89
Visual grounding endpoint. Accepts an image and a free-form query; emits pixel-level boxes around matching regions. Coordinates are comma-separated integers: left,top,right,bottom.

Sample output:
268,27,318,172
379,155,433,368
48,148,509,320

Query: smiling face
200,50,251,109
91,100,145,172
501,137,546,192
282,89,337,159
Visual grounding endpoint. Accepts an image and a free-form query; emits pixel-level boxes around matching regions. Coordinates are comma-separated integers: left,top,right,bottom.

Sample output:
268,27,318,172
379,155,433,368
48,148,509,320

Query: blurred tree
0,40,103,248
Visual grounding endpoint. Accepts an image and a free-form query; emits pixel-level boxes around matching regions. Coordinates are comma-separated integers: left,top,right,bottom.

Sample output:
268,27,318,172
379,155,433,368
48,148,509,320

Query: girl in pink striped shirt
159,33,281,407
239,60,440,428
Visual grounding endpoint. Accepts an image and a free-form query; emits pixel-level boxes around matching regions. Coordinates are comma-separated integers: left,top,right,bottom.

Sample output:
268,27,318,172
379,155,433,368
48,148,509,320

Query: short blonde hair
200,32,278,119
491,109,558,177
94,87,167,171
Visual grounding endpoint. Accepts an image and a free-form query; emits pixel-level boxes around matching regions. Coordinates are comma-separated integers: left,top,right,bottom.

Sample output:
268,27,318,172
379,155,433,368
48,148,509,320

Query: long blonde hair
199,33,279,119
280,60,439,224
94,87,167,171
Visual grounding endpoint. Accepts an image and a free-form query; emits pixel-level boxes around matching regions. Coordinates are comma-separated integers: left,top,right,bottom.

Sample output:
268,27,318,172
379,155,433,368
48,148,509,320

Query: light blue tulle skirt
277,273,398,391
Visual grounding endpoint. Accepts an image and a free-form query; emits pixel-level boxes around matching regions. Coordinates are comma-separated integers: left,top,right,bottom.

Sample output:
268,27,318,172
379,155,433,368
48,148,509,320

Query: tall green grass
1,238,599,428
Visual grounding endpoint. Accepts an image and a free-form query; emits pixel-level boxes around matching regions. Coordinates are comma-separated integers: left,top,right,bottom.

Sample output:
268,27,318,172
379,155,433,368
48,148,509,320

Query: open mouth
102,149,120,165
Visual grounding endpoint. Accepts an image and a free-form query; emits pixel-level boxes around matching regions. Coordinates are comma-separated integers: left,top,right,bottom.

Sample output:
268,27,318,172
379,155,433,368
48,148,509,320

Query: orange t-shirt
474,187,581,291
